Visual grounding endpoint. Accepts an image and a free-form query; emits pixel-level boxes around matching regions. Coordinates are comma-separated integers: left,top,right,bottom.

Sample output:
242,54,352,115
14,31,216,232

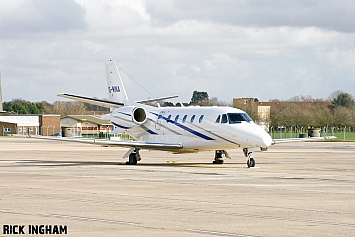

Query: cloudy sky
1,0,355,104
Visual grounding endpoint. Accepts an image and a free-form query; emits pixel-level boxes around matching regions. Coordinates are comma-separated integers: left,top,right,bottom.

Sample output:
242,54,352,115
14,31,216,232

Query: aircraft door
155,111,165,130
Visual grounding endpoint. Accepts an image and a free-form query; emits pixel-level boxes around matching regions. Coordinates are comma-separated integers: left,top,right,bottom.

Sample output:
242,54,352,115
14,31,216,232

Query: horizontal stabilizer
58,93,124,108
272,136,337,144
136,95,179,104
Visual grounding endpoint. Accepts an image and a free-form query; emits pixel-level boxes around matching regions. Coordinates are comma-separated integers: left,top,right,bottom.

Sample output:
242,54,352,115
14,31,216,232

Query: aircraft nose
252,125,272,148
260,132,272,148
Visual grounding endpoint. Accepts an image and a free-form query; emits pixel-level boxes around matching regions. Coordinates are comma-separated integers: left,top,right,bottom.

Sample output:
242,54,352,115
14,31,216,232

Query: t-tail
105,60,129,109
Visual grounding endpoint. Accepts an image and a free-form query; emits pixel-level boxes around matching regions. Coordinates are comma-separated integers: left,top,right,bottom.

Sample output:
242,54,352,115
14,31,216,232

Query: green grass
269,131,355,141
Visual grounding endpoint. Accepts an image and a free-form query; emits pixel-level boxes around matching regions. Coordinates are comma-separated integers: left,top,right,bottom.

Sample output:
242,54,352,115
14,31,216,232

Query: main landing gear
213,150,227,164
126,148,141,165
243,148,255,168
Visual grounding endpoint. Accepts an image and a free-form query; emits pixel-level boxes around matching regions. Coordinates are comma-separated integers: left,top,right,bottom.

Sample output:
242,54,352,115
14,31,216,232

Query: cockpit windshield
227,113,253,124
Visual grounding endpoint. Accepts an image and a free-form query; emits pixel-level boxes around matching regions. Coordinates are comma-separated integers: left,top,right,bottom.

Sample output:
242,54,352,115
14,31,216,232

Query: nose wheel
247,157,255,168
243,148,255,168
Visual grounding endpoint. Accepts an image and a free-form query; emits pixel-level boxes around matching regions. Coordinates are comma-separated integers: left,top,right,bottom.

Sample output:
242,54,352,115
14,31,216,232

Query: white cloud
145,0,355,33
1,0,355,104
0,0,87,38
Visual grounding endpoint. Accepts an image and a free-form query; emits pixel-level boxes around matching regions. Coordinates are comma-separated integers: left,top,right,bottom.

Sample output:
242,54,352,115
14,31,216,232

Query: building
60,115,113,137
0,114,60,136
39,115,61,136
233,98,271,131
233,98,257,110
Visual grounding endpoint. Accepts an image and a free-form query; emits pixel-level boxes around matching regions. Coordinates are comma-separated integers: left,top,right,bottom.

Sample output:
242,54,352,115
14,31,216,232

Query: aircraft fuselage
110,105,273,153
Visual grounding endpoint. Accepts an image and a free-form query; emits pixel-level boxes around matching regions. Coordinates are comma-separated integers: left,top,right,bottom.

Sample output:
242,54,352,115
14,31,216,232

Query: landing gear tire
213,160,224,164
213,150,226,164
243,148,256,168
126,150,141,165
247,157,255,168
127,153,138,165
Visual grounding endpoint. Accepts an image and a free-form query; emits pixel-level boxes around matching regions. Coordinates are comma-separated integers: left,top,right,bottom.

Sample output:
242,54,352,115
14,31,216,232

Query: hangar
60,115,113,137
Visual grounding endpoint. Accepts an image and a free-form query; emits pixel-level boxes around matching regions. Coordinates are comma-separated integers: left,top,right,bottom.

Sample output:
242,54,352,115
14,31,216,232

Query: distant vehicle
35,60,335,167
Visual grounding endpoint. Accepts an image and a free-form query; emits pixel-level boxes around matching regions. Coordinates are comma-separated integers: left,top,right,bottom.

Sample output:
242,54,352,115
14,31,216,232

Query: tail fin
105,60,129,104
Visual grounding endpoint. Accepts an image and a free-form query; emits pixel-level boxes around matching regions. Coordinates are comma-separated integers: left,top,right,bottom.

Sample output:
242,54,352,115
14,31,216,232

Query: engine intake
111,106,147,129
132,107,147,124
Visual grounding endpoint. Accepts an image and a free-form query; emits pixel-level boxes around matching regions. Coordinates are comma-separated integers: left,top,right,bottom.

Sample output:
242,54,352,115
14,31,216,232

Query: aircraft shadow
16,159,246,167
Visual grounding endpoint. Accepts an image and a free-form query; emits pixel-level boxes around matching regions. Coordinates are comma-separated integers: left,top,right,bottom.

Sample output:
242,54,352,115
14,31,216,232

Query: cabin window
199,115,204,123
221,114,228,123
227,113,253,123
215,115,221,123
167,115,172,123
158,114,163,120
174,115,179,123
182,115,187,123
190,115,196,123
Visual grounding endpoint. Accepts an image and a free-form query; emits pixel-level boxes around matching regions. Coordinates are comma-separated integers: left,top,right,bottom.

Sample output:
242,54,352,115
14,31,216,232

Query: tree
190,91,209,105
243,101,258,122
332,107,354,128
312,104,332,128
328,91,354,112
3,99,46,114
206,97,231,106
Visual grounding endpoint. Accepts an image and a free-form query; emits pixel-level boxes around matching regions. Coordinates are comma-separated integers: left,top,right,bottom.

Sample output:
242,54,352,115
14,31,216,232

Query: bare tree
207,97,231,107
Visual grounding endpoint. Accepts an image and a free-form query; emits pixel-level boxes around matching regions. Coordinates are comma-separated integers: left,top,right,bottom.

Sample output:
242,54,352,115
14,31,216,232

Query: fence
269,126,355,141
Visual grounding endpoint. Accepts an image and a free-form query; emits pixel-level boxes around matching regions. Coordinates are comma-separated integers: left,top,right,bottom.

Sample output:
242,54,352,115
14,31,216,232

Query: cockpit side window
221,114,228,123
227,113,253,124
215,115,221,123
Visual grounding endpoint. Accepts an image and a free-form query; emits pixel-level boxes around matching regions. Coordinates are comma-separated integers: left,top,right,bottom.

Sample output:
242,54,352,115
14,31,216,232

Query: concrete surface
0,137,354,236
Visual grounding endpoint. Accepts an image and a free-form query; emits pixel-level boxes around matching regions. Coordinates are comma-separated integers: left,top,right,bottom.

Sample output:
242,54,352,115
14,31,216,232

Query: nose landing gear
243,148,255,168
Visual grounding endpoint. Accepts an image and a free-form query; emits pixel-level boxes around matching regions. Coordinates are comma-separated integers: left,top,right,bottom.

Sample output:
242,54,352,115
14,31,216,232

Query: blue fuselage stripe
151,112,215,140
141,125,158,135
112,122,130,129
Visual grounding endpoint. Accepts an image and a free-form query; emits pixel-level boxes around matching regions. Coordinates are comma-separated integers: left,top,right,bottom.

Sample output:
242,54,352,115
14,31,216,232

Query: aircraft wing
272,136,336,144
58,93,178,107
30,136,183,151
58,93,124,108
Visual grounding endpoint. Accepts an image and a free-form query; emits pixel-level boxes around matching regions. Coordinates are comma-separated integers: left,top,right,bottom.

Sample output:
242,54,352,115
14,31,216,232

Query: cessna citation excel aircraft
42,60,335,168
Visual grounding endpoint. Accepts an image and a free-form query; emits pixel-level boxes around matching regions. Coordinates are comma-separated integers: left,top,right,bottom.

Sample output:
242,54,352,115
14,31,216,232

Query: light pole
290,126,293,139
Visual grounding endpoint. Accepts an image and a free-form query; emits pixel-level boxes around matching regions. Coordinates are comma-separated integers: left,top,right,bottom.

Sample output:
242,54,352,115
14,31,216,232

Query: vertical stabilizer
105,60,128,104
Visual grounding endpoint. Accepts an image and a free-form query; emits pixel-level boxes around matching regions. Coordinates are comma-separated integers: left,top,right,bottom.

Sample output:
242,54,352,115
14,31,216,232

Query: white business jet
44,60,335,167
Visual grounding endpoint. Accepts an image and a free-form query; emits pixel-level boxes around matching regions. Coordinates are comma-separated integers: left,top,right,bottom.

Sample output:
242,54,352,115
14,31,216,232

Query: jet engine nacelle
111,106,147,129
